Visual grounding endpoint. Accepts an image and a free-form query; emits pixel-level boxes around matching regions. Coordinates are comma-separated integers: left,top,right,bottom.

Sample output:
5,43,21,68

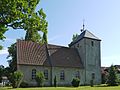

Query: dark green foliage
0,45,3,50
101,72,108,84
90,80,93,87
20,81,28,88
7,43,17,73
42,32,48,43
72,34,79,41
0,65,4,83
35,71,45,87
9,71,23,88
71,78,80,87
107,65,119,86
54,76,57,87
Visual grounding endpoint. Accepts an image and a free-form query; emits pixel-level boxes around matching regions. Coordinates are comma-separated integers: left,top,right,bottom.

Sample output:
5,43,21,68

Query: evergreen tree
7,43,17,73
72,34,79,41
107,65,119,86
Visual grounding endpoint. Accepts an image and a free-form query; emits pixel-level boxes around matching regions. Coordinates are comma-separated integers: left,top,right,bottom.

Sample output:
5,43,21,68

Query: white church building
17,29,101,86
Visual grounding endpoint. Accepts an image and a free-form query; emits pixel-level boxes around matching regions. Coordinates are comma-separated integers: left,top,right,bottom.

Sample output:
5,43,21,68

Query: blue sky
0,0,120,67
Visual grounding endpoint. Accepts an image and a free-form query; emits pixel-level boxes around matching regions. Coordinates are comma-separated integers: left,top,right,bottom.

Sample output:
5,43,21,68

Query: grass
1,85,120,90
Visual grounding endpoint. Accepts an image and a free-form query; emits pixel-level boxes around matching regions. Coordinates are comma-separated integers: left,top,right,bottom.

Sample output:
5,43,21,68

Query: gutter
45,43,53,86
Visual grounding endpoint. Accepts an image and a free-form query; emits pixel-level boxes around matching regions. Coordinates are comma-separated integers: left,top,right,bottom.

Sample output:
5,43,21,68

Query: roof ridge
69,30,101,46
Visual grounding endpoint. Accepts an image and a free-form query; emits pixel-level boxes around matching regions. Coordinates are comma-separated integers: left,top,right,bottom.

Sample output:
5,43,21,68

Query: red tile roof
17,40,83,68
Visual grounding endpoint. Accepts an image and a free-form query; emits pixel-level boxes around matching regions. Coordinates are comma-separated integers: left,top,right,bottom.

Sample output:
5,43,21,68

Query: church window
75,71,80,78
32,69,36,79
77,44,79,47
44,70,48,80
60,70,65,80
91,41,94,46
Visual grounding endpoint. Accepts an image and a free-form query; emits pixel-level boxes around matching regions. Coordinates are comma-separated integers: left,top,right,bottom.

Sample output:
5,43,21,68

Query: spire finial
81,19,85,32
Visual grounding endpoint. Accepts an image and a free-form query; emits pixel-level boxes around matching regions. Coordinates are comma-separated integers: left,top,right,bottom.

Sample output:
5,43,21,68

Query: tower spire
81,19,85,32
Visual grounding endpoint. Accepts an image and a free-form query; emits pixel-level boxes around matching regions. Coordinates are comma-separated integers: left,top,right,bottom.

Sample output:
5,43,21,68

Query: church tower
69,26,101,85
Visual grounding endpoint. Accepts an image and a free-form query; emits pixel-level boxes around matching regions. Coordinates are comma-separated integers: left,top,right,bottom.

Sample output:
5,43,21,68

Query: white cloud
0,48,8,55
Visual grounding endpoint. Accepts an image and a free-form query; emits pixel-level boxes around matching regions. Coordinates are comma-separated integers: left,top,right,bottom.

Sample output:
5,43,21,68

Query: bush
71,78,80,87
90,79,94,87
20,81,28,88
107,65,119,86
9,71,23,88
54,76,57,87
35,71,45,87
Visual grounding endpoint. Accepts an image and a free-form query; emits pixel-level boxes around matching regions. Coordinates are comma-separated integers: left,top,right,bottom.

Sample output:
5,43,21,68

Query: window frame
32,69,36,79
92,72,95,79
44,69,48,80
60,70,65,80
91,41,94,47
75,71,80,79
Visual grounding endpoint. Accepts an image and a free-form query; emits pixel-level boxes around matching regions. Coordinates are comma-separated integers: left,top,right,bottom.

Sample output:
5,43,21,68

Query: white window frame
32,69,36,79
60,70,65,80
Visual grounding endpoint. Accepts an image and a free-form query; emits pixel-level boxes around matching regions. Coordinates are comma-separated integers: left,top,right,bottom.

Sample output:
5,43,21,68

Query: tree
24,8,48,43
42,32,48,43
7,43,17,73
71,78,80,87
0,45,3,50
54,76,57,87
0,0,48,48
35,71,45,87
0,65,4,83
72,34,79,41
101,71,108,84
107,65,119,86
9,71,23,88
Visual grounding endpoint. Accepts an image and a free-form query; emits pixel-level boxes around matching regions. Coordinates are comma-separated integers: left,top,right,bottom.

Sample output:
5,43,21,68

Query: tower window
91,41,94,46
92,73,95,79
77,44,79,47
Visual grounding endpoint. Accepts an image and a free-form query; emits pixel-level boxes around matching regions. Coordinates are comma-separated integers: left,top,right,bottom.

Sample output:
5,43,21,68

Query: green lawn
1,86,120,90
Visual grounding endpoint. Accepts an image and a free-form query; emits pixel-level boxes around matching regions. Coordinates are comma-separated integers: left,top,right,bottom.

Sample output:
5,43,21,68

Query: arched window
32,69,36,79
60,70,65,80
75,71,80,78
44,70,48,80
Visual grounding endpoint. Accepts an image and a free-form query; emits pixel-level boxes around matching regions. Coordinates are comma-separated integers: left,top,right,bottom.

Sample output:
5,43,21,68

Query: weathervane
81,19,85,32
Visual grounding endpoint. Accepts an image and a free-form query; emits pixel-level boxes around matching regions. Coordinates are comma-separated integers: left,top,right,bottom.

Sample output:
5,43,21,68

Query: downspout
45,43,53,86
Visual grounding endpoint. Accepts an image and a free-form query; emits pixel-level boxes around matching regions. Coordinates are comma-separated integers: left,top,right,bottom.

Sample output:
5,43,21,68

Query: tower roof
69,30,101,46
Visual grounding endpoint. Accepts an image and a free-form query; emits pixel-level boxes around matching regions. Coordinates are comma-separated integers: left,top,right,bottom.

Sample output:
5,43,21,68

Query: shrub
9,71,23,88
71,78,80,87
35,71,45,87
107,65,119,86
90,79,94,87
20,81,28,88
54,76,57,87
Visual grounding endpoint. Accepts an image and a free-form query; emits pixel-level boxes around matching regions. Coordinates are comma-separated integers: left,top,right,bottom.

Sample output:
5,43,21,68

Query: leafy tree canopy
0,0,48,49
